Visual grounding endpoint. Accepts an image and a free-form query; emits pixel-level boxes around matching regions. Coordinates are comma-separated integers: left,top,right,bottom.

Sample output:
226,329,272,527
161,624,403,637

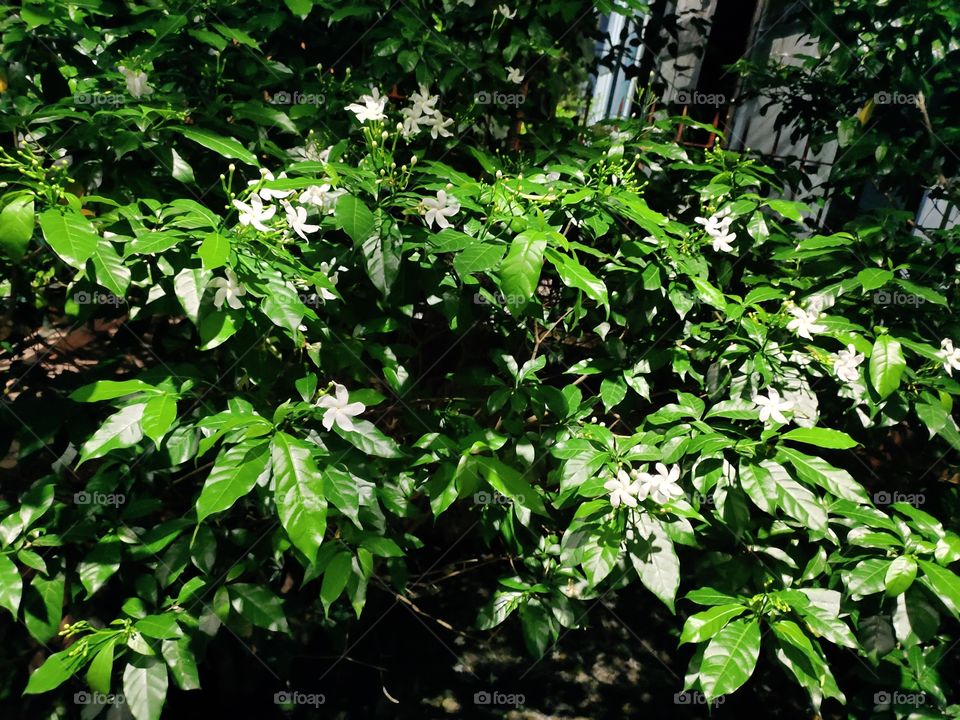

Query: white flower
489,117,510,140
506,66,524,84
289,144,332,163
711,230,736,253
604,470,639,508
318,258,340,300
300,183,346,214
210,269,246,310
118,66,153,98
408,84,439,117
498,4,516,18
316,383,365,431
345,87,387,123
637,463,683,505
834,344,865,383
785,305,827,340
936,338,960,376
424,111,454,139
282,201,320,240
754,388,793,424
421,190,460,229
232,195,276,232
695,210,736,253
250,169,292,201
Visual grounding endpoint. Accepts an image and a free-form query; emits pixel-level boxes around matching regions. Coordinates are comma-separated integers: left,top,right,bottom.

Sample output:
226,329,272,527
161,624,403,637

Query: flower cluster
694,208,736,253
833,344,865,383
604,463,684,508
936,338,960,376
400,85,454,139
785,304,827,340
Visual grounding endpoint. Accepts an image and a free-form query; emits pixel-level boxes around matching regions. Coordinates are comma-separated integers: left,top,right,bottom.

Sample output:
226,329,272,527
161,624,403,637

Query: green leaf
918,559,960,619
78,536,122,598
780,427,858,450
0,194,35,260
141,394,177,447
23,574,64,643
89,238,131,296
24,650,80,694
0,554,22,618
229,583,288,631
320,551,352,615
499,231,547,315
547,250,609,308
361,231,400,297
333,419,404,459
322,466,361,527
680,604,748,644
271,432,327,563
161,638,201,691
196,440,270,523
123,658,168,720
699,619,761,700
775,478,828,532
869,335,906,399
70,379,159,402
173,267,212,324
78,403,147,464
474,456,548,515
884,555,917,596
771,619,845,708
176,128,258,166
843,558,890,598
39,208,99,269
453,243,506,276
628,514,680,612
689,276,726,311
284,0,313,18
776,447,869,503
857,268,893,291
335,195,375,246
170,148,195,183
198,232,229,270
86,639,116,694
135,614,182,640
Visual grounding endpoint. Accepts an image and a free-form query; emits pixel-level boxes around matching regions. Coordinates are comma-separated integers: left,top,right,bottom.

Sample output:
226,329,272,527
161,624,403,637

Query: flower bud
228,163,236,172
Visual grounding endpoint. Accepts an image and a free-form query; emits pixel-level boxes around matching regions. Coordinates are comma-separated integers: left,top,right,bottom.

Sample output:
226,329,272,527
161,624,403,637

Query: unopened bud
228,163,236,172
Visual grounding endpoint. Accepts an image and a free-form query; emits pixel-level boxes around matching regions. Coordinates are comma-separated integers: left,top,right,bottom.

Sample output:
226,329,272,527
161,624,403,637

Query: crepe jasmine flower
282,201,320,240
300,184,345,214
424,111,454,139
637,463,684,505
498,4,517,18
118,66,153,98
345,87,387,123
421,190,460,229
604,470,639,508
210,268,246,310
233,195,276,232
785,304,827,340
318,258,340,300
506,66,524,84
936,338,960,376
834,344,865,383
317,383,365,431
754,388,793,424
408,84,439,116
250,169,293,201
